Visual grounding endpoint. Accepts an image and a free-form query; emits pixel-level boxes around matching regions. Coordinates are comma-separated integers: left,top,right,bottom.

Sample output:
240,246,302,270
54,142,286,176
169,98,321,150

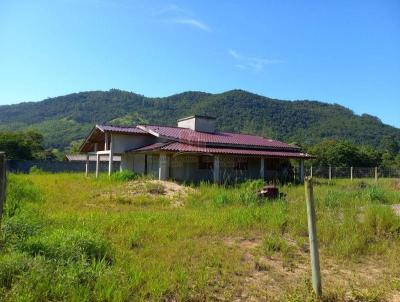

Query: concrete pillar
158,153,170,180
299,159,305,183
108,135,113,177
260,157,265,180
104,133,109,150
85,153,89,176
95,153,100,178
213,155,220,184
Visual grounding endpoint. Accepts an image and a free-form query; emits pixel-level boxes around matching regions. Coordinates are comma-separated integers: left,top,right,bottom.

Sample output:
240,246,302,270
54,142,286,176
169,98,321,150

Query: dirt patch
392,204,400,216
222,236,395,301
393,179,400,190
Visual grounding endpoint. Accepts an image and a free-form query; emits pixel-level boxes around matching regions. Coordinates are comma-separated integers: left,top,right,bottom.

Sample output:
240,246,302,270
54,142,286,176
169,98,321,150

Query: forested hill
0,89,399,151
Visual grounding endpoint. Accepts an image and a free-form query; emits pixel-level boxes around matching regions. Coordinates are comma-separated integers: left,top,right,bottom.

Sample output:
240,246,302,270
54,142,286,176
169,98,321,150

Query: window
198,156,213,170
234,158,248,170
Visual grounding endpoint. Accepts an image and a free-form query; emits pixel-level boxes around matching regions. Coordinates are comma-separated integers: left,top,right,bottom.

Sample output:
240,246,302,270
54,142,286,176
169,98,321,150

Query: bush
365,186,388,204
29,165,44,174
364,205,400,238
0,252,31,289
6,176,43,217
111,170,138,182
2,210,44,246
2,257,119,302
20,229,114,264
213,192,230,206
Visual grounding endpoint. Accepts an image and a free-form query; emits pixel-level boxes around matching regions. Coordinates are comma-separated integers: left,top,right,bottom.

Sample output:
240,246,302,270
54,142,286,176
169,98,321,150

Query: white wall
177,117,216,133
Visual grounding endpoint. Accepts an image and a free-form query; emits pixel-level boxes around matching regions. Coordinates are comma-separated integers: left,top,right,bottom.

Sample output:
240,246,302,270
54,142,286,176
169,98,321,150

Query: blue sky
0,0,399,127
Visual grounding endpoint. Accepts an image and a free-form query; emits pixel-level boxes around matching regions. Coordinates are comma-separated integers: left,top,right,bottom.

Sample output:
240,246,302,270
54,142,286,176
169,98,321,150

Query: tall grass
0,174,399,301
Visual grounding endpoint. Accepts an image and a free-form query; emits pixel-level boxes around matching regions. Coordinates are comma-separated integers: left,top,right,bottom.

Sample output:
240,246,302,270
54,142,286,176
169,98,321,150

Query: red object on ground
259,185,280,199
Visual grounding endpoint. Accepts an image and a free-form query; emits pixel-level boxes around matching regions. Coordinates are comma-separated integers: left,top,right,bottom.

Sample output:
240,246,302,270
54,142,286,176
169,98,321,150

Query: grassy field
1,172,400,301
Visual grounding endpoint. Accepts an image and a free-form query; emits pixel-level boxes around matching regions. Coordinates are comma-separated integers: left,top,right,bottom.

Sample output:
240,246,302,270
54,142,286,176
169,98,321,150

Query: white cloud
169,18,210,31
155,4,211,32
229,49,282,72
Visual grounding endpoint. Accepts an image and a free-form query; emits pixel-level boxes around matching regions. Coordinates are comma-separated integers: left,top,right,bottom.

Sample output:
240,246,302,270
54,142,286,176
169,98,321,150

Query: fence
6,160,120,174
306,166,400,180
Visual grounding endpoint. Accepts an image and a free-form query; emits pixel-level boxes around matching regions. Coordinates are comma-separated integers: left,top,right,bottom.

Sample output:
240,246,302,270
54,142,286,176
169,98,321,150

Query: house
79,115,314,182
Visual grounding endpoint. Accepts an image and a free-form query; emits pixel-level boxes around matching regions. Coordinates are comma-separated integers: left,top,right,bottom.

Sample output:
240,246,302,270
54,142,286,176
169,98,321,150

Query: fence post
350,166,353,181
0,152,6,224
328,165,332,181
310,166,313,178
375,167,378,182
305,177,322,297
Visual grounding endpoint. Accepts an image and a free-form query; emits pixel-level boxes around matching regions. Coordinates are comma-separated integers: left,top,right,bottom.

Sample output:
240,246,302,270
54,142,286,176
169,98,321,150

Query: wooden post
375,167,378,182
305,177,322,297
310,166,313,178
328,165,332,181
350,166,353,181
0,152,6,223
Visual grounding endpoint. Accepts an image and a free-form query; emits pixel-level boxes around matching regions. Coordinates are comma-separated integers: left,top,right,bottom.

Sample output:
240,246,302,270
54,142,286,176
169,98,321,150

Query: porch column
104,133,109,150
260,157,265,180
108,134,113,177
158,153,169,180
85,153,89,176
213,155,220,184
95,153,100,178
299,159,305,183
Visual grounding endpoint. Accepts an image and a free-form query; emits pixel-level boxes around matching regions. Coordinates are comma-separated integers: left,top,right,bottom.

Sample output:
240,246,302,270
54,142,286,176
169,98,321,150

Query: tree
308,140,381,167
0,131,45,160
380,135,399,157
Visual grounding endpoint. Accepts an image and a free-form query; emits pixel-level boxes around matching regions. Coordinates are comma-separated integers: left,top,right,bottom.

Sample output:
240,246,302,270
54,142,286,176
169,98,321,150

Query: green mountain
0,89,399,151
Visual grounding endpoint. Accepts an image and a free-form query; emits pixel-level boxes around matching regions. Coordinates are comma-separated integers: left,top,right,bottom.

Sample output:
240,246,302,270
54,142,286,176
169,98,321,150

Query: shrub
111,170,138,182
237,191,261,205
6,176,43,217
4,257,116,302
364,205,400,238
365,186,388,204
213,192,230,206
29,165,44,174
2,210,44,245
262,233,290,254
129,230,143,249
20,229,114,264
324,190,342,209
0,252,31,289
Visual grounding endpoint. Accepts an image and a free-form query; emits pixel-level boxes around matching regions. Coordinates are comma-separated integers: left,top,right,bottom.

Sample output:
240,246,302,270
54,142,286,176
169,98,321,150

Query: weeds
110,170,138,181
1,174,399,301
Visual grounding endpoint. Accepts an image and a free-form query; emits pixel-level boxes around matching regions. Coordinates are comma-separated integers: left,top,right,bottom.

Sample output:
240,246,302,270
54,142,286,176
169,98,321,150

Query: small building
79,115,314,183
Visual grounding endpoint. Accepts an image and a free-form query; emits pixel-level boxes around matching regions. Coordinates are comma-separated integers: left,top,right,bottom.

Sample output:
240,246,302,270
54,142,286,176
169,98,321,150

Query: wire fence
306,166,400,180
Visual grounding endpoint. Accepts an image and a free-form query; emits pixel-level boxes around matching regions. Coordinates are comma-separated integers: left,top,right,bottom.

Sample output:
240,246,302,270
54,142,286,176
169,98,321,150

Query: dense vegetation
308,138,400,168
1,89,399,152
0,173,399,301
0,131,61,160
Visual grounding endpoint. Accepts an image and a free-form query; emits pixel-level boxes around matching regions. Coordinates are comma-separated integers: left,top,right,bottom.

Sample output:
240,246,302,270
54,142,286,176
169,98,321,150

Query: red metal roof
97,125,147,134
129,142,314,159
138,125,298,150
